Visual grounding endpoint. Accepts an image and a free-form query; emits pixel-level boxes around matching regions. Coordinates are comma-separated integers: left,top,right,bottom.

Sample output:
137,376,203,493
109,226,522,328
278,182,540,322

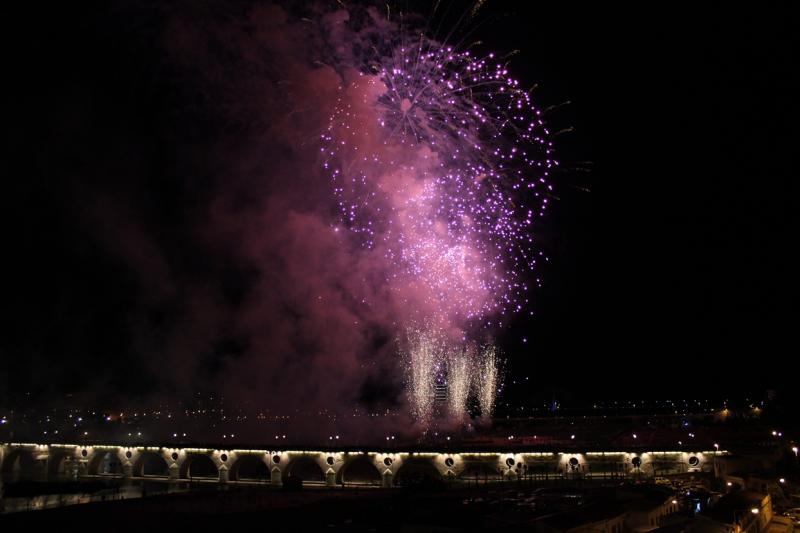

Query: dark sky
495,4,798,402
1,1,797,410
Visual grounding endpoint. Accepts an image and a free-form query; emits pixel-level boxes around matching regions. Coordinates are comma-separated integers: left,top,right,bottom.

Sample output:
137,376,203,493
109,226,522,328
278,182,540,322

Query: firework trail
402,326,444,428
476,345,499,419
404,328,501,426
446,348,472,423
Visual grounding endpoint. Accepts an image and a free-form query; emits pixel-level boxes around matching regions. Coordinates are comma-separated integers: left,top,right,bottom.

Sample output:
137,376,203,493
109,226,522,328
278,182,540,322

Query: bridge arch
458,461,502,483
88,450,123,475
230,454,268,481
133,451,169,477
584,458,625,478
46,448,76,479
394,457,442,486
286,455,325,483
336,455,381,485
180,453,218,479
1,447,35,480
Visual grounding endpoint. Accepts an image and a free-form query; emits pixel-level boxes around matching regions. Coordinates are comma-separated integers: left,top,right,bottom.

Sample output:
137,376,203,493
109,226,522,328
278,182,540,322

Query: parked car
783,508,800,526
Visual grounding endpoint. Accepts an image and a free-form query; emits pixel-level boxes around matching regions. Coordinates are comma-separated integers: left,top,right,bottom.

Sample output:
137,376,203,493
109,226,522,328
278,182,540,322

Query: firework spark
446,348,472,423
323,30,555,327
476,345,499,419
323,11,549,427
403,327,502,427
402,326,443,428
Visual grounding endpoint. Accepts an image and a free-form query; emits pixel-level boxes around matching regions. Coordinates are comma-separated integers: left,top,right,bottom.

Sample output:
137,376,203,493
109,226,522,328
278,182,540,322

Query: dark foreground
0,483,602,532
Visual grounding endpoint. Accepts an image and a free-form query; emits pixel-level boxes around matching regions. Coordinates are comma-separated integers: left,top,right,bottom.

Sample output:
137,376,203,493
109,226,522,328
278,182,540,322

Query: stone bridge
1,443,722,487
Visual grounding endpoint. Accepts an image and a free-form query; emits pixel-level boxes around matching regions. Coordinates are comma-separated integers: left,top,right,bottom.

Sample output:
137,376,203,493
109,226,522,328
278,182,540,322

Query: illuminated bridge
1,442,724,487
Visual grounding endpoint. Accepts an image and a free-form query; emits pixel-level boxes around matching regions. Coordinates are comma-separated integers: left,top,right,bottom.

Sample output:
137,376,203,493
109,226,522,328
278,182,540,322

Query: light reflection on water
0,475,236,514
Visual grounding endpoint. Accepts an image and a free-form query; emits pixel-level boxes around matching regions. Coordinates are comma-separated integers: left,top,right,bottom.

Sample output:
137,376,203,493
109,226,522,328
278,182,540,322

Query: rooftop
701,491,768,524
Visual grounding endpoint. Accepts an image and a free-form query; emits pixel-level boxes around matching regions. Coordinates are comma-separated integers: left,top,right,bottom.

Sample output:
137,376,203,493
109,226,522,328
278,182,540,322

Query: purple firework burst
322,34,556,327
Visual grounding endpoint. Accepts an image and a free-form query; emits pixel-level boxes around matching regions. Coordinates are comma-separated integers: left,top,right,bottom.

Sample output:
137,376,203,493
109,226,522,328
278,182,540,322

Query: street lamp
792,446,798,457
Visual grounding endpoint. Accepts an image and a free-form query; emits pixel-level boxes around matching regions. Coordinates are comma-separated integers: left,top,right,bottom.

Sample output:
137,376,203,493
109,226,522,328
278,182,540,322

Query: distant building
625,493,681,532
701,491,773,533
532,486,683,533
533,503,628,533
715,455,788,504
715,455,779,480
647,490,793,533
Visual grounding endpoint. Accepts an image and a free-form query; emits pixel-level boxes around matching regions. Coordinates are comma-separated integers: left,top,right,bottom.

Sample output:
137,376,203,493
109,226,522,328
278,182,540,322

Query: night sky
1,2,797,412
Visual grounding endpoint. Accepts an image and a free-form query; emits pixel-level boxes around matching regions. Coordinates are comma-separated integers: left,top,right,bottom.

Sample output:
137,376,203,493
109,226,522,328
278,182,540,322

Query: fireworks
402,326,501,428
476,345,499,419
323,29,555,326
446,349,472,423
402,326,444,428
323,10,551,427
